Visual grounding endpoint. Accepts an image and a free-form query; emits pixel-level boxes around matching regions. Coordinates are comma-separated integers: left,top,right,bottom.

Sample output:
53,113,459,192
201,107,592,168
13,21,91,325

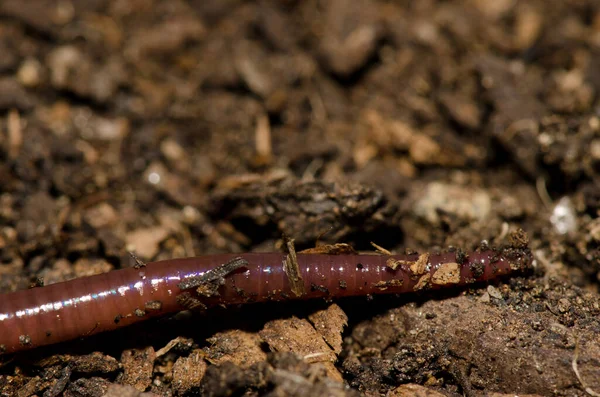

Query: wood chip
284,237,305,297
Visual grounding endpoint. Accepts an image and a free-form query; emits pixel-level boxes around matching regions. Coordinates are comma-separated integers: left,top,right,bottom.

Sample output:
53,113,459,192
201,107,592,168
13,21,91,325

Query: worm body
0,248,532,354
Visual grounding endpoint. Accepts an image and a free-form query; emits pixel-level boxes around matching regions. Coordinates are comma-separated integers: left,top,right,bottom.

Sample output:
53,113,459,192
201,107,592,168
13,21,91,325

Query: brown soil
1,1,600,396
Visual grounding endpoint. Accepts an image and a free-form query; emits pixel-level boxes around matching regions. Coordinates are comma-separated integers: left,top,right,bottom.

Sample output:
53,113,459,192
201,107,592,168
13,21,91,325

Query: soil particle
410,253,430,276
204,330,267,367
318,0,383,77
259,316,342,380
0,36,19,72
118,347,156,392
388,384,447,397
477,56,547,177
431,262,461,285
0,78,35,111
488,394,544,397
438,91,482,130
299,243,357,255
199,360,266,397
307,304,348,355
125,226,171,260
83,202,119,229
31,352,120,376
72,258,114,278
65,377,113,397
351,310,407,351
15,377,46,397
199,352,358,397
44,365,72,397
126,15,206,59
0,0,76,35
385,258,404,271
47,45,126,103
211,178,398,246
102,384,160,397
413,274,432,291
267,353,358,397
412,182,492,225
171,349,207,396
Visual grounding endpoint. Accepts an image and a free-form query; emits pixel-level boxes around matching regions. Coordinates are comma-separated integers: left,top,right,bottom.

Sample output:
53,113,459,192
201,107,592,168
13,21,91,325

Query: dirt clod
204,330,266,367
118,347,156,392
171,350,207,396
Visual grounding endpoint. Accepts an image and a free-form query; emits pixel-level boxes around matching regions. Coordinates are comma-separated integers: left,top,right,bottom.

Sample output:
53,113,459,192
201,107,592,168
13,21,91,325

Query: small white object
147,172,161,185
550,196,577,235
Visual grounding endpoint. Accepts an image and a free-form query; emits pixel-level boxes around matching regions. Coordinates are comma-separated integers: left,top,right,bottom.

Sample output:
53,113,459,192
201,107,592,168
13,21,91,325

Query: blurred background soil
0,0,600,396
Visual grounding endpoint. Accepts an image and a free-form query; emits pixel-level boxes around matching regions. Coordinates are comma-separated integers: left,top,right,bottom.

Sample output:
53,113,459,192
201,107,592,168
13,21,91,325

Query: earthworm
0,245,532,354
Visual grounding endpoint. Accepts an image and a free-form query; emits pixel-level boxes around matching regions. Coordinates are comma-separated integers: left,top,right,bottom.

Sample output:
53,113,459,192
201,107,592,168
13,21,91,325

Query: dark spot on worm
490,251,502,263
145,300,163,311
234,287,247,297
425,313,437,319
134,308,146,317
19,335,32,346
311,283,329,294
455,249,468,265
114,315,122,324
339,280,347,289
46,331,52,337
242,291,259,304
356,263,364,270
469,261,485,279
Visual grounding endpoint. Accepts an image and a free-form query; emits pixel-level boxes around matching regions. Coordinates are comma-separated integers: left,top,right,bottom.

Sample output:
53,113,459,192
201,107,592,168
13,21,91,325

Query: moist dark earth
1,1,600,396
